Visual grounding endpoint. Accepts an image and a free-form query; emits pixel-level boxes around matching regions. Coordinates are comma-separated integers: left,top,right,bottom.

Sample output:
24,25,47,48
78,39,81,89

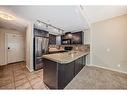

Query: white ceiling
1,6,89,32
0,17,27,32
84,6,127,23
0,6,28,32
0,6,127,33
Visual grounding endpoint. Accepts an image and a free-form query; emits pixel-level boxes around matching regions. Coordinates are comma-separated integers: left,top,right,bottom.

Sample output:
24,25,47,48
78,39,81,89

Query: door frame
5,33,25,64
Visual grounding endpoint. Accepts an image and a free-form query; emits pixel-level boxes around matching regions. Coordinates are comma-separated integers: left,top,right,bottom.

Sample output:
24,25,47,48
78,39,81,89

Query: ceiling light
0,11,15,20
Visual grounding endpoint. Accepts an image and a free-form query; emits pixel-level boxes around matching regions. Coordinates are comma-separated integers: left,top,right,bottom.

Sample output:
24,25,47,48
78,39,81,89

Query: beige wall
91,14,127,73
0,28,25,65
0,31,5,65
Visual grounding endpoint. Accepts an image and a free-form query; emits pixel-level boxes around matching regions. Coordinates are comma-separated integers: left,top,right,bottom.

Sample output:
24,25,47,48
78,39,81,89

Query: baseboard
89,64,127,75
0,61,25,66
0,63,7,66
86,64,92,66
26,65,33,72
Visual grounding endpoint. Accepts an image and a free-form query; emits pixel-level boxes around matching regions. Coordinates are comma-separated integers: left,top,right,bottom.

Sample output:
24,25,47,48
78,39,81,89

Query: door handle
8,47,10,49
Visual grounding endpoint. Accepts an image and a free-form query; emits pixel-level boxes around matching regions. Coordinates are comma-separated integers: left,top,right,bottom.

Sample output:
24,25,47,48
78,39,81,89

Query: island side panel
43,58,58,89
74,56,86,76
58,61,75,89
82,55,86,66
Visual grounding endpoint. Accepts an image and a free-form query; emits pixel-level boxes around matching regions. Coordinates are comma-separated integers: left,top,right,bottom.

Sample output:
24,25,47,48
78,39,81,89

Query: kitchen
0,6,127,90
33,20,90,89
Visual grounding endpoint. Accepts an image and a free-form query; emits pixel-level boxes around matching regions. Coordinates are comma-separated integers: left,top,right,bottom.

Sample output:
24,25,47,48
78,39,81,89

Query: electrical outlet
106,48,110,52
117,64,121,67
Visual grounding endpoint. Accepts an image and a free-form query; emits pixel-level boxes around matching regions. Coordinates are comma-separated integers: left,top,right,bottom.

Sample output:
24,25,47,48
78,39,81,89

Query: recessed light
0,11,15,20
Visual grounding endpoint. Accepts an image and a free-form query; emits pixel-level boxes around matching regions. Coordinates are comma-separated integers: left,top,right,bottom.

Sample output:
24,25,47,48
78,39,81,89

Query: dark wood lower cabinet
43,56,86,89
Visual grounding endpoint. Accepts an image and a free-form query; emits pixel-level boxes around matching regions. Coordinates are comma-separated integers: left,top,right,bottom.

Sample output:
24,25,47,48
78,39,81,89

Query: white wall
0,28,25,65
0,23,34,72
26,23,33,72
91,14,127,73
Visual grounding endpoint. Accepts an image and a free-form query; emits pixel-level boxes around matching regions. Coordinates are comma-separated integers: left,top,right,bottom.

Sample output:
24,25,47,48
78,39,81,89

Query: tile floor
0,62,49,89
1,62,127,89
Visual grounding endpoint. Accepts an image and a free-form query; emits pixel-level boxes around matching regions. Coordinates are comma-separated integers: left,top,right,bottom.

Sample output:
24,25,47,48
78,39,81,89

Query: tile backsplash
49,44,90,52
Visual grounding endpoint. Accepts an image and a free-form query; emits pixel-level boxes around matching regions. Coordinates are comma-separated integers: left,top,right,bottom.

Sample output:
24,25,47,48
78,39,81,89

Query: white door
6,33,25,63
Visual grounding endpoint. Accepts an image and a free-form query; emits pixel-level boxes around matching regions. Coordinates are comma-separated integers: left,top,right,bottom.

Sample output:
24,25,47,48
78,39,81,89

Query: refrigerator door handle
41,39,43,54
35,37,39,57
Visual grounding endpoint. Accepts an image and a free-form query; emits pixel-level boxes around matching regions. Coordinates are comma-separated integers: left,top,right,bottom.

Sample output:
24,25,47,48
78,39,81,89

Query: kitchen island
42,50,89,89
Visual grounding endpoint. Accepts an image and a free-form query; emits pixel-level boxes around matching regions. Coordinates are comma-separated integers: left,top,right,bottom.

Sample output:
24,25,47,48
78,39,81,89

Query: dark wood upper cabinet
33,28,49,37
49,34,56,45
61,31,84,45
71,31,84,44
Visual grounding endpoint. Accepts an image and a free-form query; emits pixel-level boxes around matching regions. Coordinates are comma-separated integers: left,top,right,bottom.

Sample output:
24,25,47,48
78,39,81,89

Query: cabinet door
74,57,84,76
34,28,49,37
49,34,56,44
71,31,83,44
58,61,75,89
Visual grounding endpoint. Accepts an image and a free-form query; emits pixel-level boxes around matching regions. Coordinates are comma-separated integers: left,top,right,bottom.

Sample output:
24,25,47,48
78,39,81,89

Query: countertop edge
42,51,89,64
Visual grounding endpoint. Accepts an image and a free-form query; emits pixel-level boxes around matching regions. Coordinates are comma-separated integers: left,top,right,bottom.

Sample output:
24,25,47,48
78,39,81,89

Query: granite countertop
42,50,89,64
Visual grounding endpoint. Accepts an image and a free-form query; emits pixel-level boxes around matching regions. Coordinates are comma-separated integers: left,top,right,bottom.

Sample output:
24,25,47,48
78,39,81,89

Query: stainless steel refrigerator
33,29,49,70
